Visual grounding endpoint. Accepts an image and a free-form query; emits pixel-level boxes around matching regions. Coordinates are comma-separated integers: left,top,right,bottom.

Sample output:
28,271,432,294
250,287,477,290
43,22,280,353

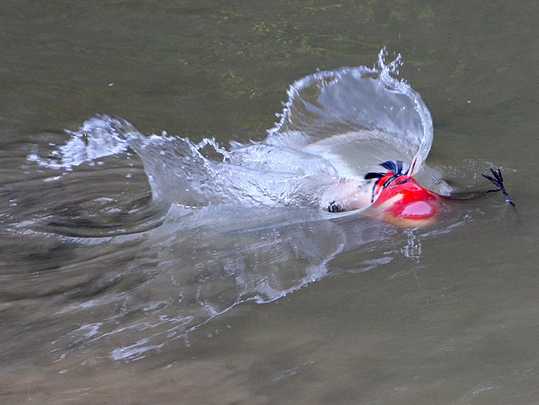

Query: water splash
16,50,442,362
28,49,433,213
28,115,134,170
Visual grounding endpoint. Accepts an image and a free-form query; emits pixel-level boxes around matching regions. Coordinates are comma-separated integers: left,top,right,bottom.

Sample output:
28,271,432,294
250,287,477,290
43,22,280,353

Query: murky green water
2,1,539,404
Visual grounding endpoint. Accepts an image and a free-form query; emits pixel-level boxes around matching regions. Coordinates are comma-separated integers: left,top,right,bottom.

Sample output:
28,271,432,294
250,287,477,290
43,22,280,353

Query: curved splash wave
267,50,433,177
29,49,433,212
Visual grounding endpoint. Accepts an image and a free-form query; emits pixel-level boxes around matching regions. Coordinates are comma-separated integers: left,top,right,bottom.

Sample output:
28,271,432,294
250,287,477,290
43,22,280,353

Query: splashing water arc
17,49,438,361
31,49,433,212
266,49,433,178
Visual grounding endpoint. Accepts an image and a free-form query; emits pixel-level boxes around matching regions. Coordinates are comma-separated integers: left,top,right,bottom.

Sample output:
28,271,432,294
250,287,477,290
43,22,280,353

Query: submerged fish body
322,160,444,227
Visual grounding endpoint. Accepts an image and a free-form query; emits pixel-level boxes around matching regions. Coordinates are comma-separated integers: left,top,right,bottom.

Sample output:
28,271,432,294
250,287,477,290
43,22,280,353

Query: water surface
1,1,539,404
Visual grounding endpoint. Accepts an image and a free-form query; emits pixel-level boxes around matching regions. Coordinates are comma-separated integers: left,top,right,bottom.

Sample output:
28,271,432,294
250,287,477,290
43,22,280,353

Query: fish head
372,173,440,227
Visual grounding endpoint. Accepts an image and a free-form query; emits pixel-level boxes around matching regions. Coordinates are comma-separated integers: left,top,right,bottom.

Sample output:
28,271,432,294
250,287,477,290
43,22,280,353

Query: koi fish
327,161,514,227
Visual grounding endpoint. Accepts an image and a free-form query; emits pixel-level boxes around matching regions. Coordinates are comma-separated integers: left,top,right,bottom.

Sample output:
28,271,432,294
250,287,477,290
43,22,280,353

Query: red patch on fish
372,172,440,226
